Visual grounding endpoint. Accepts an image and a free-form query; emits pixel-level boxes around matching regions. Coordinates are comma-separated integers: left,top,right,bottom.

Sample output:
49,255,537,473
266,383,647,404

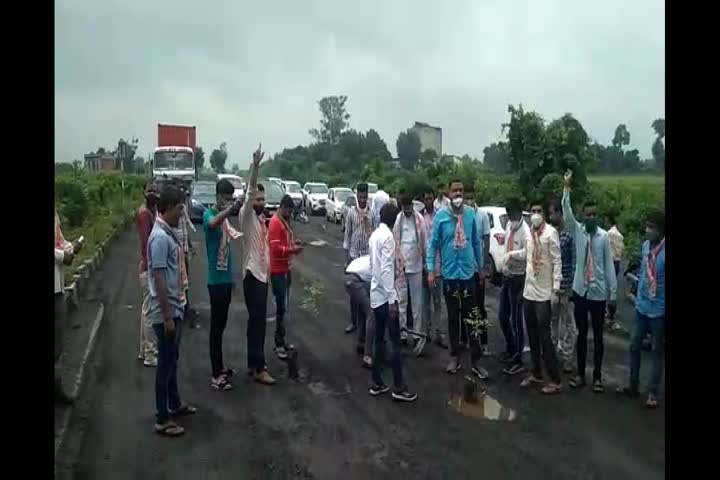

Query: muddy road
61,216,665,479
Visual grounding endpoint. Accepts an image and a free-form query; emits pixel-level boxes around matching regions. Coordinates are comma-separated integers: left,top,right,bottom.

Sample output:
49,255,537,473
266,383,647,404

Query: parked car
268,177,283,188
325,187,354,223
302,182,329,215
339,195,357,231
478,206,531,285
280,180,303,207
366,182,378,203
192,180,216,208
217,174,245,214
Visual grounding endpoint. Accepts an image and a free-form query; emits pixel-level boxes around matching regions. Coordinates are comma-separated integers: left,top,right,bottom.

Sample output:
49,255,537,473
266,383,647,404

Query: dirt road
61,216,665,479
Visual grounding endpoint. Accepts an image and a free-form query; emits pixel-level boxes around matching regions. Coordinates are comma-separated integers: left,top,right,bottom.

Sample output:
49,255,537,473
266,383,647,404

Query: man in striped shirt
239,145,276,386
343,182,372,350
548,199,577,373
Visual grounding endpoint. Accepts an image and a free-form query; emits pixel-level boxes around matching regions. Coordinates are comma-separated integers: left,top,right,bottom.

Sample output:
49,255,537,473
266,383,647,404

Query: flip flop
155,421,185,437
645,395,658,409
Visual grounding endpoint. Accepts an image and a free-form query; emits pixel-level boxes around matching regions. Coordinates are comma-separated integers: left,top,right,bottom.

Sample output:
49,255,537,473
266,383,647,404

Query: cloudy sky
55,0,664,167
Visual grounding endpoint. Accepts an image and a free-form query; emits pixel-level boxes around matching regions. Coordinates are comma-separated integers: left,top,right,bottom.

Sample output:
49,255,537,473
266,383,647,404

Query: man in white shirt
498,198,531,376
345,255,375,369
55,210,81,405
394,194,427,350
521,201,563,394
368,203,418,402
370,184,390,230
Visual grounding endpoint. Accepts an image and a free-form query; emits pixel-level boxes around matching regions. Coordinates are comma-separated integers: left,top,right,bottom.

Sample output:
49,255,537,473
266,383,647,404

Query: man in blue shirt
562,170,617,393
618,211,665,409
148,185,197,437
203,179,243,391
427,179,488,379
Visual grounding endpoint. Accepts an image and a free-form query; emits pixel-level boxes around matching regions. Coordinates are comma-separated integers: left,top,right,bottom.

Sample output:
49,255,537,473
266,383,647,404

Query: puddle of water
448,392,517,421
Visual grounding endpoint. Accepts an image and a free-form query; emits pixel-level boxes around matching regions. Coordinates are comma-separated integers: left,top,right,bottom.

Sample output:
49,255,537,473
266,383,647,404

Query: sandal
155,421,185,437
592,380,605,393
541,383,562,395
645,394,658,409
170,404,198,417
210,376,233,391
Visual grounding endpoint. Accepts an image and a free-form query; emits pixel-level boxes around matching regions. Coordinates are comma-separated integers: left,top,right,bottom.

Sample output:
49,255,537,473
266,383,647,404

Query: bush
55,177,89,228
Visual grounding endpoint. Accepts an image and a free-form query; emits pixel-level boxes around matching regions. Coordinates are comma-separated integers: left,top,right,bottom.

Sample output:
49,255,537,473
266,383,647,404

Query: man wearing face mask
427,179,487,379
239,145,276,385
204,178,243,391
498,198,531,376
136,180,160,367
562,170,617,393
520,201,563,394
618,210,665,409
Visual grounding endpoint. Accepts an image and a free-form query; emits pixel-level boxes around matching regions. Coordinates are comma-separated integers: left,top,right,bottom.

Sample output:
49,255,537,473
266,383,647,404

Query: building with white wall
411,121,442,157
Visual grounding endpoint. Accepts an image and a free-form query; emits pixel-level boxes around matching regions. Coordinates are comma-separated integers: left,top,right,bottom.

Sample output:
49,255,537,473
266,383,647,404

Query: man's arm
379,236,398,305
269,218,290,259
549,230,562,293
562,170,579,235
508,224,529,262
343,210,353,251
183,206,196,233
239,148,263,227
604,236,618,302
426,213,441,273
149,237,173,332
471,214,483,271
138,211,153,263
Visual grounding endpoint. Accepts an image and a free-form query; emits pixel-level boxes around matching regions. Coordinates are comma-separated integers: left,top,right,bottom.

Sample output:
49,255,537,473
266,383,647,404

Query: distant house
411,121,442,157
84,152,118,173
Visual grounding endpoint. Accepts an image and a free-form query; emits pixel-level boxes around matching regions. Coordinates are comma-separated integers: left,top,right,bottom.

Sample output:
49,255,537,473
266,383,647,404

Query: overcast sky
55,0,664,167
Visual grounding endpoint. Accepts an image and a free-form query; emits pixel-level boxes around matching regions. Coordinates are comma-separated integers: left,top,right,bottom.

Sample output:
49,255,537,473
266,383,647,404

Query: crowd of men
54,146,665,435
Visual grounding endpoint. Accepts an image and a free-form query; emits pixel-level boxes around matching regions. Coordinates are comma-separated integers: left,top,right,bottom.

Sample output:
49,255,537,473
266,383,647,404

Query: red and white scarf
393,210,427,288
584,236,594,287
216,218,242,271
453,206,467,250
531,222,546,273
645,238,665,299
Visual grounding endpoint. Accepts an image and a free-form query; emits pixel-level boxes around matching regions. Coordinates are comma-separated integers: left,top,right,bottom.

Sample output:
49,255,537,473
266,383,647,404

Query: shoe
541,382,562,395
392,389,418,402
369,384,390,396
210,375,233,391
254,370,276,386
137,352,144,361
362,356,373,369
502,363,525,376
435,334,448,349
445,357,462,374
520,375,544,387
143,357,158,368
471,364,490,380
592,379,605,393
275,345,289,361
345,324,357,334
220,367,236,378
568,375,587,389
356,345,365,356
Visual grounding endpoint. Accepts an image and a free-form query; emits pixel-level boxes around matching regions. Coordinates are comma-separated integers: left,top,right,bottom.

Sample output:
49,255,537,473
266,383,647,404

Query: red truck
152,123,197,182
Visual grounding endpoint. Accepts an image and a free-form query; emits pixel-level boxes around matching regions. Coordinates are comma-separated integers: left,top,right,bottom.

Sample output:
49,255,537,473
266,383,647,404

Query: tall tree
482,142,510,172
651,118,665,171
396,129,421,170
612,124,631,148
309,95,351,145
210,142,228,173
230,163,240,174
195,146,205,170
117,137,139,173
419,148,439,169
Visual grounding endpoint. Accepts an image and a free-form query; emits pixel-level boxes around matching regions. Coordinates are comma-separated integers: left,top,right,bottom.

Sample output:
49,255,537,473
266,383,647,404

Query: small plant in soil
299,281,323,317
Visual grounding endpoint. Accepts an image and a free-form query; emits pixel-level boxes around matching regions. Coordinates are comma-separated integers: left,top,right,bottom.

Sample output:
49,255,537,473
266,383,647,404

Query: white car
367,182,378,204
302,182,329,215
478,206,531,285
339,194,357,231
325,187,354,224
280,180,303,209
216,174,245,200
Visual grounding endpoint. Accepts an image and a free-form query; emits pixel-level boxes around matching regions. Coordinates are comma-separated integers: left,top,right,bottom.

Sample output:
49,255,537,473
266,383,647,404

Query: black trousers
443,278,481,362
271,272,291,347
473,272,489,345
371,302,404,390
208,283,232,377
244,271,268,372
524,299,561,383
573,294,607,381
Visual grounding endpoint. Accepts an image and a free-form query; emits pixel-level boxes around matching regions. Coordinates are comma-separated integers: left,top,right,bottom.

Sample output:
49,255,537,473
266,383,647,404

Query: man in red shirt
269,195,304,360
137,180,159,367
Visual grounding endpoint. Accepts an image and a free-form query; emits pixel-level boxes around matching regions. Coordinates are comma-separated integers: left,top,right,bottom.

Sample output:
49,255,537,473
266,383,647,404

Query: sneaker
210,375,233,391
369,384,390,396
592,379,605,393
568,375,587,389
445,357,462,374
502,363,525,376
275,345,289,361
541,382,562,395
143,356,158,368
362,356,373,369
344,324,357,334
254,370,276,386
392,389,418,402
471,364,490,380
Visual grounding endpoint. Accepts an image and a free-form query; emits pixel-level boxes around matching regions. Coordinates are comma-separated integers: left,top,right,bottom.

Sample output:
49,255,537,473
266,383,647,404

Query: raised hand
564,169,573,187
253,143,264,166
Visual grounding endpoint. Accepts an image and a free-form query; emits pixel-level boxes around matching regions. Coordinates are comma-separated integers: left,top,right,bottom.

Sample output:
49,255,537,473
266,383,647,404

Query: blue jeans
153,316,184,424
629,312,665,395
372,302,404,390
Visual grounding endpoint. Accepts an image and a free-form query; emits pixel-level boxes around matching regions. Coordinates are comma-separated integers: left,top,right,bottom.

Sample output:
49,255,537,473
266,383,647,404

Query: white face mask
451,197,464,208
530,213,543,229
510,219,521,229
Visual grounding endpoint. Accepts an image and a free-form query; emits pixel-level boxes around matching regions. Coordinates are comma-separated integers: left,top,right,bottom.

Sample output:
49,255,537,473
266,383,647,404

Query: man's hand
164,318,175,338
63,251,74,266
252,143,264,166
72,240,83,254
389,301,399,319
564,169,573,188
427,271,436,288
551,291,560,309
